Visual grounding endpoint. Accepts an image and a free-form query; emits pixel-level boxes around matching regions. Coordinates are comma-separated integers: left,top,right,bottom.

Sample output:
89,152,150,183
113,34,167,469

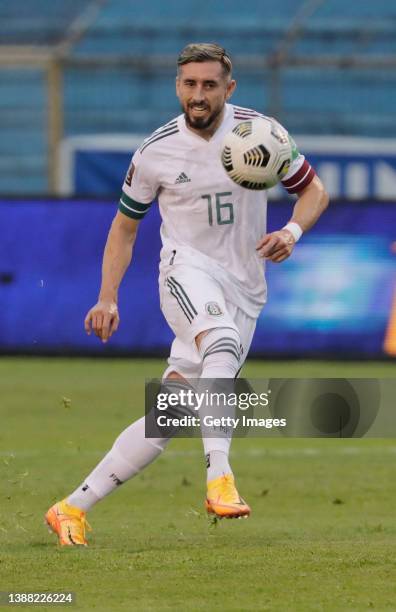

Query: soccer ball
221,117,293,190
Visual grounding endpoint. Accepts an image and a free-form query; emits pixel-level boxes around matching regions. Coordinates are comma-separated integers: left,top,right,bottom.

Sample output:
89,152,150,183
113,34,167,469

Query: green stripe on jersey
288,135,299,161
119,191,151,219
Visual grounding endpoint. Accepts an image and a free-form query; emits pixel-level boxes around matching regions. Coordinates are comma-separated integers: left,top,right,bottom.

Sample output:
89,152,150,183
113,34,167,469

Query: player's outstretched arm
256,175,329,263
287,175,329,234
85,211,140,343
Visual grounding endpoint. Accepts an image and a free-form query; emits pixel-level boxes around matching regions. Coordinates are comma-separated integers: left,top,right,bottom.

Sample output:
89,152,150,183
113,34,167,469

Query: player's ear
226,79,236,100
175,76,180,97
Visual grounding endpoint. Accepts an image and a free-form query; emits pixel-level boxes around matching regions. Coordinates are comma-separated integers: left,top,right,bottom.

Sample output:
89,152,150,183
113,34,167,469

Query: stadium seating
0,69,47,192
0,0,92,45
0,0,395,192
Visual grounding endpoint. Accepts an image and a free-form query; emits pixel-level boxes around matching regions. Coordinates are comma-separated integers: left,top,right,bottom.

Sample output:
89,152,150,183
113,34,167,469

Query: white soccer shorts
159,264,257,378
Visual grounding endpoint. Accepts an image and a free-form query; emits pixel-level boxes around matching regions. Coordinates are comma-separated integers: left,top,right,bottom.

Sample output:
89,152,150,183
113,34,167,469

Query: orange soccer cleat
205,474,251,519
45,499,91,546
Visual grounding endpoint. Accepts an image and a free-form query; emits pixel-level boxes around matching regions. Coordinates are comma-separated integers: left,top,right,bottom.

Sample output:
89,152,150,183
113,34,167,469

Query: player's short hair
177,43,233,77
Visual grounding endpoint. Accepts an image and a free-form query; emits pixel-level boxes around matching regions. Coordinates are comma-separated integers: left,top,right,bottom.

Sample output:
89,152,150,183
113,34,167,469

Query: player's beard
184,102,223,131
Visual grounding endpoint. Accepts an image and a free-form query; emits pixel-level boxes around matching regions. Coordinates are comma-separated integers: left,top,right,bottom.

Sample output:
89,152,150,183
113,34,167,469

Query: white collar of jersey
178,103,234,144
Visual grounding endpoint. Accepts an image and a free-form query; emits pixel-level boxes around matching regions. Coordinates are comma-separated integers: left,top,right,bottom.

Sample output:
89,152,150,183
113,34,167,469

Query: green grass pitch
1,357,395,611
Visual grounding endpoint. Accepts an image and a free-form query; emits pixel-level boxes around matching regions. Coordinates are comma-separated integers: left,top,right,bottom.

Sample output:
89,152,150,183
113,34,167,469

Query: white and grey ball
221,117,292,190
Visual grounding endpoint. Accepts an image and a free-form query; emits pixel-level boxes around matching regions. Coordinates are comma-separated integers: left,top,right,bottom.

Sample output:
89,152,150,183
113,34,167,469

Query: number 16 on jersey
201,192,234,226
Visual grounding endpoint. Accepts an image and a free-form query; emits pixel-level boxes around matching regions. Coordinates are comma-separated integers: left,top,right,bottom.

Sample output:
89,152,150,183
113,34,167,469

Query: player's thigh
163,336,202,380
226,302,257,368
163,301,257,380
160,266,238,345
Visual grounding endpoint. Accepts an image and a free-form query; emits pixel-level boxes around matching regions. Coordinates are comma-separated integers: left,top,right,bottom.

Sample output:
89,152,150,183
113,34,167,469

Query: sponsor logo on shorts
205,301,223,316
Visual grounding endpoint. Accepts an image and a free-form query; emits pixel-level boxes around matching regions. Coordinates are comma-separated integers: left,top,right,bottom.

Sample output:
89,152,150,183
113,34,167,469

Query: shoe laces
63,510,92,539
80,515,92,535
218,474,239,503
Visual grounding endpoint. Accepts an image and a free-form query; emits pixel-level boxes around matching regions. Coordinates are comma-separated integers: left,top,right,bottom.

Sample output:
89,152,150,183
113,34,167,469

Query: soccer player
45,43,329,545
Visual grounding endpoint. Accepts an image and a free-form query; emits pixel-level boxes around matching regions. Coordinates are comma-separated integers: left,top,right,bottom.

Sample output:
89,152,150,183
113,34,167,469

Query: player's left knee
197,327,242,378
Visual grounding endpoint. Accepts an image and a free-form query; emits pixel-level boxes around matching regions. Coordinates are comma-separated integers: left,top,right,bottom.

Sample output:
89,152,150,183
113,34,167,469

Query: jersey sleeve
281,136,316,195
118,149,158,220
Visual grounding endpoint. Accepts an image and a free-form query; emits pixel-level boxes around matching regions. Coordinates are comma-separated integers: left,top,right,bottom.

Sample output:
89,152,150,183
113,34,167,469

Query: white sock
205,449,232,481
67,416,169,511
197,327,241,482
67,483,99,511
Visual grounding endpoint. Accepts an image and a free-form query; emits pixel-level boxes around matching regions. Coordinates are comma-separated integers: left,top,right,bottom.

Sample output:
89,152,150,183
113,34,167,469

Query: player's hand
256,229,296,263
84,300,120,343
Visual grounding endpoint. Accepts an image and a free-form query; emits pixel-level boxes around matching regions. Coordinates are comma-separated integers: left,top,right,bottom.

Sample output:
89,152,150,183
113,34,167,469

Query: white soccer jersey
119,104,315,317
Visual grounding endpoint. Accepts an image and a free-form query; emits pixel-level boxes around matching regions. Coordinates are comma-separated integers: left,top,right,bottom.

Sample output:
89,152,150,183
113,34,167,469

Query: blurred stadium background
0,0,396,359
2,4,396,609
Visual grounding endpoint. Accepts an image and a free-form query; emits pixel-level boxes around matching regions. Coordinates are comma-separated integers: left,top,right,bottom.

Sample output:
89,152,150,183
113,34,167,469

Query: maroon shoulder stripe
234,113,265,121
234,114,259,119
281,159,316,194
234,110,259,116
233,105,256,112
